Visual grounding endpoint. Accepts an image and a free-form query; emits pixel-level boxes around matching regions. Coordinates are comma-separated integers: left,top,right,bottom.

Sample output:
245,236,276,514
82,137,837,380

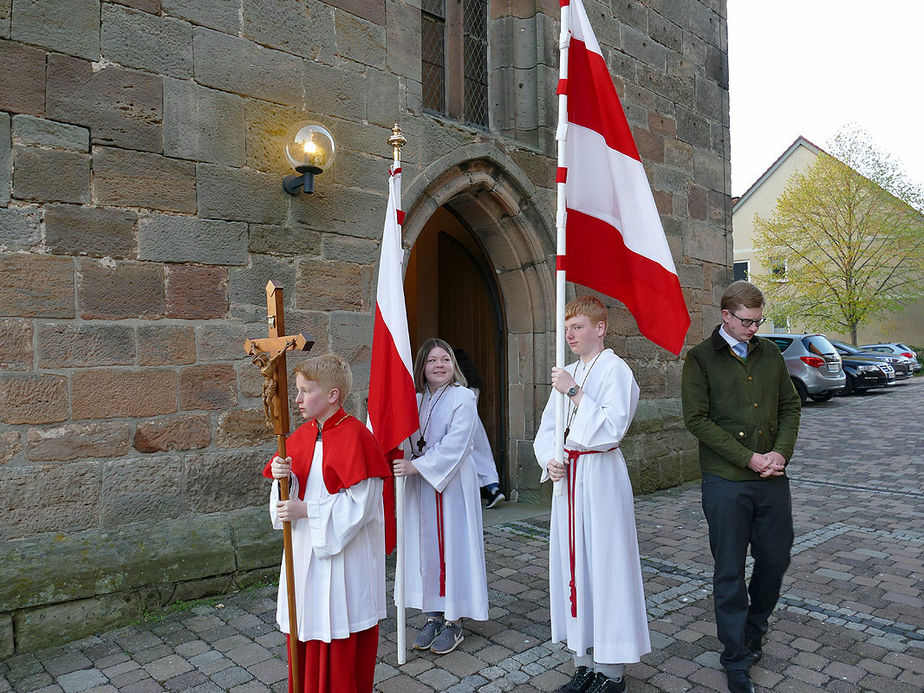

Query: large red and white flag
368,165,418,472
561,0,689,354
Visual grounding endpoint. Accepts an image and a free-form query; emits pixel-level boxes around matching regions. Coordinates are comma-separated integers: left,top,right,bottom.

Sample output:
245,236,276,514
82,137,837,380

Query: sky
727,1,924,197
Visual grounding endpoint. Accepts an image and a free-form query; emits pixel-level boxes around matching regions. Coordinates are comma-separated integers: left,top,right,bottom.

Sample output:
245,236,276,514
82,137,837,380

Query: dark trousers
701,474,793,670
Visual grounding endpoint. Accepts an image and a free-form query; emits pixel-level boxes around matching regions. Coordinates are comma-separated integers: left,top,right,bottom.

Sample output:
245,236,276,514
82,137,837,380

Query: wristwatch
566,385,579,398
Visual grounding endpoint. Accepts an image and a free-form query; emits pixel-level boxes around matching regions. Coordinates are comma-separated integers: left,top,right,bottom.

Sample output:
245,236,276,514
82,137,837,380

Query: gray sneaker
412,617,443,650
430,620,463,654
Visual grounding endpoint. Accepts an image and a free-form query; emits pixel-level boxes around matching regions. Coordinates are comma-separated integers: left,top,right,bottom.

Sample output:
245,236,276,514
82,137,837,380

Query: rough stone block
229,506,280,571
386,0,419,79
138,215,248,266
693,146,725,191
243,99,302,173
243,0,335,59
196,163,288,225
295,258,372,312
193,27,306,107
138,324,196,366
180,363,238,411
12,146,90,204
186,450,267,512
163,0,240,34
165,264,229,319
0,430,22,464
15,591,142,652
0,513,235,611
133,413,211,453
328,310,373,384
77,259,165,320
320,0,383,25
195,321,260,361
215,408,274,448
334,11,385,67
0,373,68,425
11,114,89,151
689,0,720,46
101,456,183,524
676,105,711,149
46,53,163,153
0,253,74,318
0,0,9,37
102,4,193,77
163,79,245,166
695,75,724,124
0,318,32,370
0,39,45,115
665,138,694,171
0,112,8,206
248,224,322,257
0,461,100,540
0,614,11,659
11,0,100,60
93,146,197,213
113,0,161,12
26,421,131,461
365,68,401,127
321,235,381,265
71,368,177,419
44,204,137,259
229,255,297,311
0,205,40,250
38,321,135,367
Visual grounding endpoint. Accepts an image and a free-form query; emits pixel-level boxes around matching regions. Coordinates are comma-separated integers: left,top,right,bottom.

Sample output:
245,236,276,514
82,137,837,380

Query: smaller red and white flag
561,0,690,354
368,165,419,552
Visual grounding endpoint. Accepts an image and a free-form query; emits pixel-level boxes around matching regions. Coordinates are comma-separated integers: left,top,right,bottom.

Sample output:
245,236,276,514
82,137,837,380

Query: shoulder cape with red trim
262,409,397,554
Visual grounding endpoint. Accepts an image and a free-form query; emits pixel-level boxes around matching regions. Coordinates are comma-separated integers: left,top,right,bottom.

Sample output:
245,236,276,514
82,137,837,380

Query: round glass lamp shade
284,122,335,172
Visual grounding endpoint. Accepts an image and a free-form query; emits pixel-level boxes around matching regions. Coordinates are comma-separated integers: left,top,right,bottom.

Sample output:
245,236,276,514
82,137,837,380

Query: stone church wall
0,0,731,653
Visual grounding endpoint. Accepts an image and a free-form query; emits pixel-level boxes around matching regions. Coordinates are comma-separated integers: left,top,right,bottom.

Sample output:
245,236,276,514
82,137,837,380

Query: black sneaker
554,666,596,693
586,672,627,693
486,487,506,508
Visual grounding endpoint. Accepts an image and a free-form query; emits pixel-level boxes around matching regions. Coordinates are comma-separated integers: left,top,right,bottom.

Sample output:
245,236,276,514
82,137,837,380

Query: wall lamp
282,122,336,195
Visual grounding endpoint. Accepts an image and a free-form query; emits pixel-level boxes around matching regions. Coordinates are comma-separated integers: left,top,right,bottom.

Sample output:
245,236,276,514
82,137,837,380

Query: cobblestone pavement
2,379,922,692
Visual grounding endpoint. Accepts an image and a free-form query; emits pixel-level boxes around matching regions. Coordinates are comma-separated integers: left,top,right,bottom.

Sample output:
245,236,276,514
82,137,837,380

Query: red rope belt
565,446,619,617
435,490,446,597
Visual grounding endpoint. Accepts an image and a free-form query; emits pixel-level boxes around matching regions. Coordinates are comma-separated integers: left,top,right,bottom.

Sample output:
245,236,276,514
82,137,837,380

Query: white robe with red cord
398,383,489,622
533,348,651,664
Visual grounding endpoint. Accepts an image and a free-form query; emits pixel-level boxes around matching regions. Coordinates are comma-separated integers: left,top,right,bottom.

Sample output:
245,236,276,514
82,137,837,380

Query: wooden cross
244,280,314,692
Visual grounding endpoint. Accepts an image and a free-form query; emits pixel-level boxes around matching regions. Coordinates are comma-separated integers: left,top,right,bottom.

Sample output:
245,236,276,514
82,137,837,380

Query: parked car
829,340,913,380
763,333,845,403
859,342,922,373
828,348,896,394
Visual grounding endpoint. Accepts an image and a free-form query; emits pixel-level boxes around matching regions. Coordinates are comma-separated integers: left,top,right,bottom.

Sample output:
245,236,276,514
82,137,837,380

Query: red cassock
263,409,394,693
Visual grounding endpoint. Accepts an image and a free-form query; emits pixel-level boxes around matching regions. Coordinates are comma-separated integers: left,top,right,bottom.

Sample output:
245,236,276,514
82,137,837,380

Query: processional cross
244,280,314,691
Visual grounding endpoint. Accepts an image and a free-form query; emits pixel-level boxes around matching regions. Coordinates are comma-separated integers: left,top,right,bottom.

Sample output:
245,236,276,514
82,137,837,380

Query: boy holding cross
264,354,392,693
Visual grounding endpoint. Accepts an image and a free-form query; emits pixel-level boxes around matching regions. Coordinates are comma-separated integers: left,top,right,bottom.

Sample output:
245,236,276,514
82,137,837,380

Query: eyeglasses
727,310,767,328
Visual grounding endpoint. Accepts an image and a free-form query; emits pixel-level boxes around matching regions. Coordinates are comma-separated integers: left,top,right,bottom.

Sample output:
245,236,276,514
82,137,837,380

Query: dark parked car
829,340,913,380
859,342,922,373
828,347,896,394
764,333,845,403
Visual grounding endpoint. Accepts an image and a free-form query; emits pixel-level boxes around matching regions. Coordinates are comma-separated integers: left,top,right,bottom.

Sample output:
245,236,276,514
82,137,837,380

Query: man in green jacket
681,281,801,693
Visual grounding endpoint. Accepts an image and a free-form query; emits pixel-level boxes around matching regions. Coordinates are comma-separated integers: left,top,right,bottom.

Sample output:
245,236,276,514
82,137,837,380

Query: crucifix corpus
244,280,314,691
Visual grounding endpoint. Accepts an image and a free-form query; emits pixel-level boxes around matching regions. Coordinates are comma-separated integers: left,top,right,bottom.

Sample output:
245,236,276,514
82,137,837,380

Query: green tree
753,126,924,344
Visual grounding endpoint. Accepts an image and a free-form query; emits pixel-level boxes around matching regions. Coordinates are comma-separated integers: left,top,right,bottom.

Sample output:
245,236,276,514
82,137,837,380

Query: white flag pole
553,0,572,497
388,125,409,666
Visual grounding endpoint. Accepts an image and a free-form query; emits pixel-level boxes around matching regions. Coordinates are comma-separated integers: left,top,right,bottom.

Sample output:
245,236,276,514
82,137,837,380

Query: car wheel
809,392,833,402
792,378,808,403
842,374,856,395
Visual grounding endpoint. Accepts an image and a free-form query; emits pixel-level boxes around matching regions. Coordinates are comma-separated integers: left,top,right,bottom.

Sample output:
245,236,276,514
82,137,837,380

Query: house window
421,0,489,128
463,0,488,128
421,0,446,114
733,261,749,282
769,258,787,282
771,315,789,333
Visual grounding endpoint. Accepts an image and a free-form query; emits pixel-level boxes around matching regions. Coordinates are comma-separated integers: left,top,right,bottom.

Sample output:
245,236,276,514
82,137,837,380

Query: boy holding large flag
534,296,650,693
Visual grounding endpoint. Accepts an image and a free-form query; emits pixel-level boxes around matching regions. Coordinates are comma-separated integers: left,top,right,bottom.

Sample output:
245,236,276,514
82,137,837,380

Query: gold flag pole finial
388,123,406,166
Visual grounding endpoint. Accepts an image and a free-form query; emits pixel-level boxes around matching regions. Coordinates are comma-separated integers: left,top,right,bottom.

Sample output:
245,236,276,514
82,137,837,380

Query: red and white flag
561,0,689,354
368,165,418,538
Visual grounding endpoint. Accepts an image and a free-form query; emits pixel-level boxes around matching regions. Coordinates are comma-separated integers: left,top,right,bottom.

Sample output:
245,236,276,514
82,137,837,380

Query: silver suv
763,333,846,403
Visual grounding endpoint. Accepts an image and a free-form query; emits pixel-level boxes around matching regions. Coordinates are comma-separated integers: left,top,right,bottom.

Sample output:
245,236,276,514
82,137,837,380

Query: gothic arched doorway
404,207,507,492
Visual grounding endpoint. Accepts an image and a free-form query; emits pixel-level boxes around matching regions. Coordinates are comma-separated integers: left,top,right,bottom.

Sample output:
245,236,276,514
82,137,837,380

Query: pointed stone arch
402,144,557,499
